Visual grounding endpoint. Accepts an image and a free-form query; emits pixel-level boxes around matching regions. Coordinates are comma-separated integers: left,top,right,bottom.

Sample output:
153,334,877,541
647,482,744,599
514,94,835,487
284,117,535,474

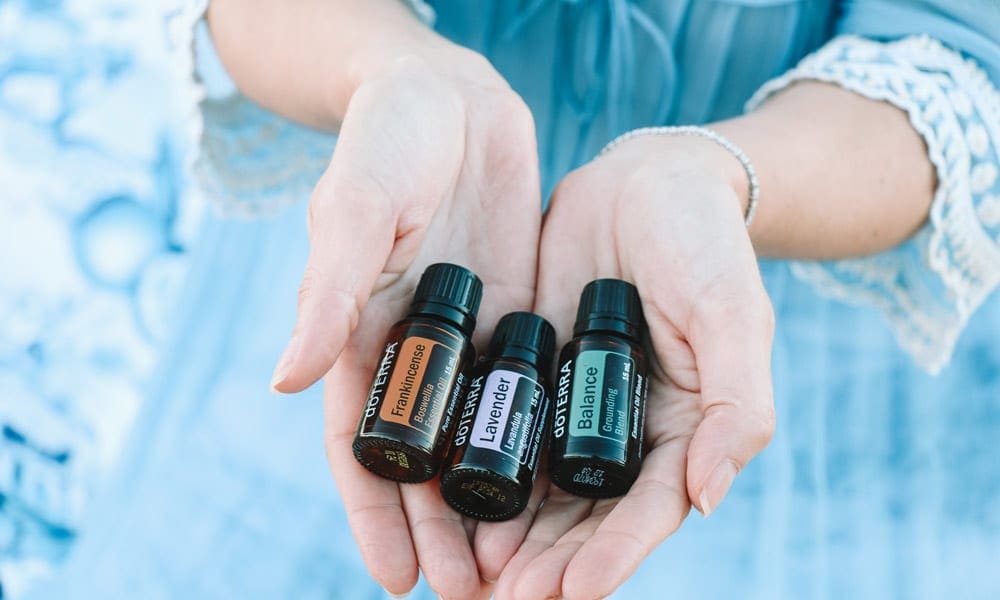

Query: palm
497,378,701,599
497,148,775,599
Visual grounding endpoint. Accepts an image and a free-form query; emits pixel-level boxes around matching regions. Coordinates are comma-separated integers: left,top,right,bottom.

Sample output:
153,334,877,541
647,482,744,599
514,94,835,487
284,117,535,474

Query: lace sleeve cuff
171,0,435,218
746,35,1000,374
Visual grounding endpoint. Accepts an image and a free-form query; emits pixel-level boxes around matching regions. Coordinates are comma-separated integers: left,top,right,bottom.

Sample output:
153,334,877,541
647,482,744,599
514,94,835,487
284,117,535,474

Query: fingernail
387,591,410,599
270,334,300,390
698,459,739,518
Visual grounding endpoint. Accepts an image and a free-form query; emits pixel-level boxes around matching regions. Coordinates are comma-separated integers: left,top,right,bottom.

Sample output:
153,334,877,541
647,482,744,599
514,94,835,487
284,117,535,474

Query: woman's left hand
495,134,778,600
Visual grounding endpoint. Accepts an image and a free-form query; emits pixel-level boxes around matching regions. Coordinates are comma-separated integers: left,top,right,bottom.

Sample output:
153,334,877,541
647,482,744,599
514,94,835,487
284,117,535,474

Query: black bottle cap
487,311,556,374
573,278,644,340
410,263,483,335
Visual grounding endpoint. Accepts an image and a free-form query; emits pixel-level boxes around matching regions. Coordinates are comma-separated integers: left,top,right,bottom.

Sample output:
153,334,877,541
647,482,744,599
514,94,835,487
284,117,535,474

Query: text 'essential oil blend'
440,312,555,521
353,263,482,483
549,279,649,498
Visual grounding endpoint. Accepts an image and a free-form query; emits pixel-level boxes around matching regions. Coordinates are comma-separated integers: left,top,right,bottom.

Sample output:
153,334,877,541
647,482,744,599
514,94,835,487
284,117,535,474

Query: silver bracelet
598,125,760,228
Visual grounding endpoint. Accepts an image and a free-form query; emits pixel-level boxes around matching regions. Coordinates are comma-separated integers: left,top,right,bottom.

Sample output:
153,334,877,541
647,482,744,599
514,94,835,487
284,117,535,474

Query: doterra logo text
452,375,484,448
551,360,572,438
364,342,398,418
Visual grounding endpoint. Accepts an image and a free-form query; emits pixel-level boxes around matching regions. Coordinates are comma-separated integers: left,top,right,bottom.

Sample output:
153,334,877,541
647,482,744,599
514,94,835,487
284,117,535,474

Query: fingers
560,441,690,599
513,540,582,600
324,357,418,595
472,472,550,582
322,302,486,599
494,490,595,600
399,484,482,600
500,441,690,600
685,283,776,517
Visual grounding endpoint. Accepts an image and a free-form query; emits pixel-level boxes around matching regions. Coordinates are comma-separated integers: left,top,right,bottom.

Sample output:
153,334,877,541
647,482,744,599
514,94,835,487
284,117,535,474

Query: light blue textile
0,0,199,595
9,1,1000,598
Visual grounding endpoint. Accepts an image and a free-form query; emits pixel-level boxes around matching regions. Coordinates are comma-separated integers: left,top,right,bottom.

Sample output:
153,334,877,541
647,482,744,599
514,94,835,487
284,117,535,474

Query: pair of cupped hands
269,48,776,600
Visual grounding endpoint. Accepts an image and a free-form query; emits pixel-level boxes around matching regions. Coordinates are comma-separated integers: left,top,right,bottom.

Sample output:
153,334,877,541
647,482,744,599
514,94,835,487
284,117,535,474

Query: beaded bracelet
598,125,760,228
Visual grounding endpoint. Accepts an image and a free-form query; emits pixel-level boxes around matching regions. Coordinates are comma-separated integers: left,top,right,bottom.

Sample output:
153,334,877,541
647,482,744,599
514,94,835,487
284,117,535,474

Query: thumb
269,76,457,394
270,171,397,393
684,289,776,517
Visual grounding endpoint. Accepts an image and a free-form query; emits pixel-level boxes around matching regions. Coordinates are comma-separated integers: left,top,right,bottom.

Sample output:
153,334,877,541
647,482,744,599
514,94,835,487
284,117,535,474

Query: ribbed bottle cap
410,263,483,334
487,312,556,373
573,279,644,340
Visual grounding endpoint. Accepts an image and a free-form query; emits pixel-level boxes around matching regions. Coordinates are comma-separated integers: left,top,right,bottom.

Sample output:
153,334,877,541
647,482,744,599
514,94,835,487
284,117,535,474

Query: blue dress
8,0,1000,598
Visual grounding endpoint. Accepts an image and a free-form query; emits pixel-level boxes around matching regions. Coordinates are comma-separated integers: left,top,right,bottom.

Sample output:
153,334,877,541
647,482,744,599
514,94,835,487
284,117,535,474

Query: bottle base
440,467,528,522
353,435,436,483
550,456,638,499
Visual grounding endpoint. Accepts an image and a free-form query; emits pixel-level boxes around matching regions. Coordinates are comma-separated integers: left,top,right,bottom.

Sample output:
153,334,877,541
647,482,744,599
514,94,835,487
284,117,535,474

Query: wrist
346,33,506,107
606,134,750,218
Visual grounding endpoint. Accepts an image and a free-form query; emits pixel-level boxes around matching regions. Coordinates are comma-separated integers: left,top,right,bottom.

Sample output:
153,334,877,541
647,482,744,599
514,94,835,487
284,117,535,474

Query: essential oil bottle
440,312,555,521
353,263,482,483
549,279,649,498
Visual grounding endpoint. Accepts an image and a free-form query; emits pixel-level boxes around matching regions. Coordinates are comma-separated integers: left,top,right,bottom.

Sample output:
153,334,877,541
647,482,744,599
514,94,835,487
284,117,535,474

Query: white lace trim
747,35,1000,374
167,0,209,208
171,0,435,219
195,95,337,218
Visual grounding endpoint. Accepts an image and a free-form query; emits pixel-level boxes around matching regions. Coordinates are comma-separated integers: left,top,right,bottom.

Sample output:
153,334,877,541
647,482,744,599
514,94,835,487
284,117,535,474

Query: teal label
569,350,632,449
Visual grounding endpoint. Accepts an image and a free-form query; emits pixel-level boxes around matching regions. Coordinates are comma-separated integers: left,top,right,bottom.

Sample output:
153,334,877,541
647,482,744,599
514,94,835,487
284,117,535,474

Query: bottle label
470,369,544,464
568,350,632,450
378,336,459,436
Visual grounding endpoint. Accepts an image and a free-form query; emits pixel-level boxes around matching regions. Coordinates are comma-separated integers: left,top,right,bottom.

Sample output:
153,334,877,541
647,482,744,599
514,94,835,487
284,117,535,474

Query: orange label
379,336,458,434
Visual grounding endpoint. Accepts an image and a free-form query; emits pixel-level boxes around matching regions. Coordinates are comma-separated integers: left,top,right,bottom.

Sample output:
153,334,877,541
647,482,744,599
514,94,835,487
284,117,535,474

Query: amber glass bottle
549,279,649,498
352,263,482,483
440,312,555,521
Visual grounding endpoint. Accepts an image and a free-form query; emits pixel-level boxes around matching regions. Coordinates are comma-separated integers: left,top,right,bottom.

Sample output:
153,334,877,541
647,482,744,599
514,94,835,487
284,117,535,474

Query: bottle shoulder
474,356,542,380
388,316,471,345
564,333,641,354
560,333,648,373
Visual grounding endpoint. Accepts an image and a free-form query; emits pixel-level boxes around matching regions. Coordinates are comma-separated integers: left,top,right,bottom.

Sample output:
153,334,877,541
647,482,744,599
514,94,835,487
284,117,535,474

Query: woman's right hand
268,46,543,599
